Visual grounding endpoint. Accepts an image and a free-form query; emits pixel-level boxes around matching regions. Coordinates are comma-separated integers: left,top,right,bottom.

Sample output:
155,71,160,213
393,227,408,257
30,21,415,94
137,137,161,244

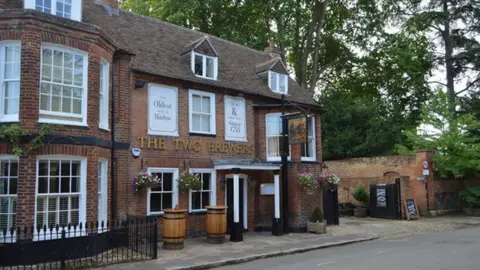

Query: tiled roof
83,1,319,106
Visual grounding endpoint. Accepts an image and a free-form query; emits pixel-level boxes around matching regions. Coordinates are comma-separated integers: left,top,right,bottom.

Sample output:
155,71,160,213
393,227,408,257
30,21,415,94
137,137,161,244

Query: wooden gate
369,178,402,219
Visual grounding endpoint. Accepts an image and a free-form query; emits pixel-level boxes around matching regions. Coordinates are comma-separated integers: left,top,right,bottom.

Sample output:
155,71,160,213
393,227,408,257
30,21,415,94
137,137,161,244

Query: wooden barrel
206,206,227,244
162,208,187,250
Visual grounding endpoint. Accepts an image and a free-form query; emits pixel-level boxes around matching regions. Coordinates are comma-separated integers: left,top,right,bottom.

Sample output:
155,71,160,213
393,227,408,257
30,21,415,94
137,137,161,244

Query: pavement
102,214,480,270
103,231,377,270
217,226,480,269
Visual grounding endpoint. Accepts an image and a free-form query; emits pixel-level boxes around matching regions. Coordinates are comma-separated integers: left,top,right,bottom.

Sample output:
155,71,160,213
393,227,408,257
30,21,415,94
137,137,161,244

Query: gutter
110,53,117,221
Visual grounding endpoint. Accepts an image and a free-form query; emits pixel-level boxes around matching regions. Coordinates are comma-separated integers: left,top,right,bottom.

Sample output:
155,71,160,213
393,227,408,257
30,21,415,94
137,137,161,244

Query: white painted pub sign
224,96,247,141
148,84,178,136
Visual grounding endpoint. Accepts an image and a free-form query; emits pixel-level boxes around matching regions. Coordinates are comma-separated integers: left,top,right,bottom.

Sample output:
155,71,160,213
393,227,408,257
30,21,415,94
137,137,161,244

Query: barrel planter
162,208,187,250
205,206,227,244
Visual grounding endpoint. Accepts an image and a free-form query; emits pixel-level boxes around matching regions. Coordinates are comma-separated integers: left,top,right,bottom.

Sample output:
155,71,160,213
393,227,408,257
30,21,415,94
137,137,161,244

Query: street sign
423,169,430,176
417,177,425,181
423,161,428,169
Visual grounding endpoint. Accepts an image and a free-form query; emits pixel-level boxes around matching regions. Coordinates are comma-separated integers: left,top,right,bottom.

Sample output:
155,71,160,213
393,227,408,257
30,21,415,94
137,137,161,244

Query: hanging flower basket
298,173,319,194
132,172,161,193
177,171,202,192
326,174,340,189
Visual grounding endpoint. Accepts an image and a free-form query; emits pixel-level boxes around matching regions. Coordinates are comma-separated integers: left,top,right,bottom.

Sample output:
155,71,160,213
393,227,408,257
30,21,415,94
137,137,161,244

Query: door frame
224,174,248,230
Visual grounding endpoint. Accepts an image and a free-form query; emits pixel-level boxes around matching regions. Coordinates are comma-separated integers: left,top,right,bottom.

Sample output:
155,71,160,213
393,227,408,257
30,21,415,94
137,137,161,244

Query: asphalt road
218,226,480,270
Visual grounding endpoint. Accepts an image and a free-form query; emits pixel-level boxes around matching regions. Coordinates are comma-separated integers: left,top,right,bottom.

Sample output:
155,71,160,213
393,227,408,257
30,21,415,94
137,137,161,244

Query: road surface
218,226,480,270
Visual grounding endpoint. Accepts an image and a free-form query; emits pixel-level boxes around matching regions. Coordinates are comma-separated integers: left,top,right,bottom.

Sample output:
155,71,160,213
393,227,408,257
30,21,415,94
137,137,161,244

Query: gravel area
328,215,480,239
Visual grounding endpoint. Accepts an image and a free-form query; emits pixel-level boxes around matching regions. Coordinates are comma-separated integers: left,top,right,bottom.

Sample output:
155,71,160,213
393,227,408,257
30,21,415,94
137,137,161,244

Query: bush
310,207,324,222
352,184,369,203
460,187,480,209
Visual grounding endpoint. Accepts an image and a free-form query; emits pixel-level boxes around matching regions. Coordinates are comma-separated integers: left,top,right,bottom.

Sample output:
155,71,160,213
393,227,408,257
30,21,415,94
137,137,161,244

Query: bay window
147,168,179,215
189,169,216,212
25,0,82,22
97,159,108,223
0,41,21,122
189,90,216,135
35,156,86,230
0,157,18,233
99,60,110,130
39,45,88,126
301,117,316,161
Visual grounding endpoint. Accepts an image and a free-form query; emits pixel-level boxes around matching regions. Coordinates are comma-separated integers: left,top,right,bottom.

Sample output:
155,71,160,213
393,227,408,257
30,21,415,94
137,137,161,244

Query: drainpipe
110,55,117,221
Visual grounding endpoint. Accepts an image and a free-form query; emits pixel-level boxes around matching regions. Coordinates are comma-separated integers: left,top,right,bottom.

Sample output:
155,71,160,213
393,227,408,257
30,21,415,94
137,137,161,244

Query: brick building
0,0,324,240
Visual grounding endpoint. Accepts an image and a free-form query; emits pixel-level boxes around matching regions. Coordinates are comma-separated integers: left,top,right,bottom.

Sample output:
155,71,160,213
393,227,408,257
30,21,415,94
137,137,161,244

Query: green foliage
0,124,52,156
310,207,324,222
177,172,202,192
460,187,480,209
396,90,480,178
352,184,369,203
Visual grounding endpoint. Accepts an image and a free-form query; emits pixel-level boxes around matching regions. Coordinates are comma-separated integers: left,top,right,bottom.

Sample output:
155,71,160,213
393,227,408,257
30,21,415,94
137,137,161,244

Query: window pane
202,192,210,208
192,114,201,131
49,177,59,193
9,179,17,194
0,179,6,195
4,83,20,115
71,161,81,176
38,177,48,193
50,161,60,176
71,177,79,193
162,173,173,191
202,174,210,190
150,193,162,212
270,72,277,91
60,177,69,193
201,96,210,113
267,137,280,157
191,192,201,210
206,57,214,78
162,193,172,209
201,115,210,132
192,95,201,112
194,55,203,76
279,75,286,93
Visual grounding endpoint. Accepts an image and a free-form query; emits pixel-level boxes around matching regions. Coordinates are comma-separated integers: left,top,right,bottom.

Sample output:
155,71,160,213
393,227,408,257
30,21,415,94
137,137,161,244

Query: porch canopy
213,159,283,241
213,158,281,171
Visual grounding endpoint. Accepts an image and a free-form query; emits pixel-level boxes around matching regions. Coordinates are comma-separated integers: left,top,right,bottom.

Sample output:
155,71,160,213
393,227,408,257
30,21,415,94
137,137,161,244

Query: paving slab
102,231,377,270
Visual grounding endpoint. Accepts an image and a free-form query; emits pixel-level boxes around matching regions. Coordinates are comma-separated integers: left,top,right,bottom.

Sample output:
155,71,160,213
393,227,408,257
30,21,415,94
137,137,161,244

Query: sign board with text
148,84,178,136
288,117,307,144
224,96,247,142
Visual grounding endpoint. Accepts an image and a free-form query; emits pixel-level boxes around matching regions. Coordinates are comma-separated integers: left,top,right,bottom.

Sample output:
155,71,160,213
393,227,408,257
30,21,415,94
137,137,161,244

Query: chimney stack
263,39,285,61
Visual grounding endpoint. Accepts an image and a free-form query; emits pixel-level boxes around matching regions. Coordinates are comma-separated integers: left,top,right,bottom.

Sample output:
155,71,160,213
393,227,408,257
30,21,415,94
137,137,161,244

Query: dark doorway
226,177,245,233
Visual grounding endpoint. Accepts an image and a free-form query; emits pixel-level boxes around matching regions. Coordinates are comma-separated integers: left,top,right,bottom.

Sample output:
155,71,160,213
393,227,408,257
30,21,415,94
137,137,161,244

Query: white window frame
34,155,87,239
265,113,291,162
191,51,218,80
24,0,82,22
99,60,110,130
0,155,19,241
39,44,89,126
146,167,179,216
189,89,216,135
97,159,108,224
301,117,317,162
188,169,216,213
0,41,21,123
268,71,288,94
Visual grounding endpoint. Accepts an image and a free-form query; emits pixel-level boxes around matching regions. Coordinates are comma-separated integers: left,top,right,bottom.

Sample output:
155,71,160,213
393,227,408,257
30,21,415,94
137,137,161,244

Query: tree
401,0,480,108
120,0,398,92
396,90,480,178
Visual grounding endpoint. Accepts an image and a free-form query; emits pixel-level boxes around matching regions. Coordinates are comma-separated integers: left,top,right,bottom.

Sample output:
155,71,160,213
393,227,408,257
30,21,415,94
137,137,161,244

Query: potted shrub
460,187,480,216
352,184,369,217
307,207,327,234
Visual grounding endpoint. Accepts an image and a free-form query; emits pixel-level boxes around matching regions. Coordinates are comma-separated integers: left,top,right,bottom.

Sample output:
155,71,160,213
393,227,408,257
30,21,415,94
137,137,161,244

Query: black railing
0,216,158,269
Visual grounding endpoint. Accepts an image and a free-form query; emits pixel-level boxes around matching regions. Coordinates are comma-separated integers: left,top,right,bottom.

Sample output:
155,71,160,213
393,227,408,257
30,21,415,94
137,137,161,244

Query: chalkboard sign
403,199,420,220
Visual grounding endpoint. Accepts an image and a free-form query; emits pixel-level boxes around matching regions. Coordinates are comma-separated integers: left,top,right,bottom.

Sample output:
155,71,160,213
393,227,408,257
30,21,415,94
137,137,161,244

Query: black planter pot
354,207,368,217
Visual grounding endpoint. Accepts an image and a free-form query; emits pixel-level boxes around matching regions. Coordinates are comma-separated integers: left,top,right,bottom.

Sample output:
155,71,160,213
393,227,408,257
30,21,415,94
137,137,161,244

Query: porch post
230,168,243,242
272,171,284,236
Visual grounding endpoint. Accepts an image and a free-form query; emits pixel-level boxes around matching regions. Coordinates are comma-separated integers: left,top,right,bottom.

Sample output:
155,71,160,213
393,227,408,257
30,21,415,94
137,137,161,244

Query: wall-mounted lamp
135,80,146,89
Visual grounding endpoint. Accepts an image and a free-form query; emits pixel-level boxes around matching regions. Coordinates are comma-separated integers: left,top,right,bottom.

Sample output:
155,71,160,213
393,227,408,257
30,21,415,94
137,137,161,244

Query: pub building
0,0,325,241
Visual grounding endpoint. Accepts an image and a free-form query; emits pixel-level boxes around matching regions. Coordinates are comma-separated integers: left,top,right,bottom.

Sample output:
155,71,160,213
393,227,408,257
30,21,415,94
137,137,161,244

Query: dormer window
191,52,218,80
268,71,288,94
25,0,82,22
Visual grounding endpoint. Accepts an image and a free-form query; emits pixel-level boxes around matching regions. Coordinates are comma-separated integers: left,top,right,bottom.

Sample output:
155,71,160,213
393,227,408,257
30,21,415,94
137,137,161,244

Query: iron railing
0,216,158,269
